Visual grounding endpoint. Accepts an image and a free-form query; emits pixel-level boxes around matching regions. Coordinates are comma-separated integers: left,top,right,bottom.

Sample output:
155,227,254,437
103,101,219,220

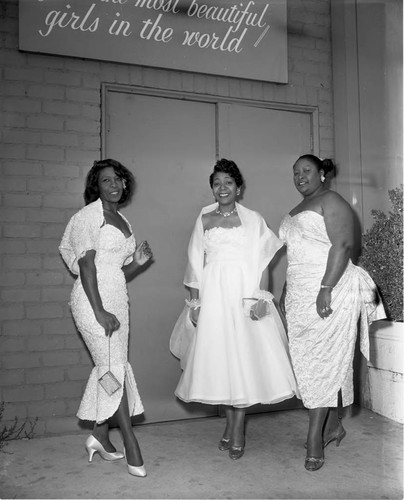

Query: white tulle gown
171,203,299,408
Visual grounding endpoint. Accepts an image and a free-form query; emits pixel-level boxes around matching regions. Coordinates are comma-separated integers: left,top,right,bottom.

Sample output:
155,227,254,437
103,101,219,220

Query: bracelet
254,290,274,303
320,284,333,289
185,298,201,309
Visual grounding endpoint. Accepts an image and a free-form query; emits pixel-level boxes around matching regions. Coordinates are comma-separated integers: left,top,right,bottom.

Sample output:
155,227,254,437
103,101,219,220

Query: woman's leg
113,385,144,466
222,406,234,440
92,421,118,452
231,408,246,447
323,390,344,442
306,407,329,458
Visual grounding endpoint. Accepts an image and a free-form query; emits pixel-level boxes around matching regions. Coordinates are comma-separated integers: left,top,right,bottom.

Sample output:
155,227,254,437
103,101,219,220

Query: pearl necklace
215,206,237,217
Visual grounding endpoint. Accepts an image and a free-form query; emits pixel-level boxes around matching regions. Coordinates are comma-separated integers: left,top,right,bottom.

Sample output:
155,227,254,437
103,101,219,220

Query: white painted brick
26,303,64,320
44,70,81,86
0,272,25,287
4,67,44,83
2,320,41,336
3,161,42,176
0,177,27,192
0,304,24,320
28,177,68,192
3,130,41,144
27,208,69,223
26,115,64,130
4,193,41,208
26,271,64,286
2,144,27,159
3,225,41,238
27,85,65,100
42,101,81,116
66,88,100,103
27,145,65,162
65,118,100,133
3,98,41,113
0,112,26,128
1,352,42,370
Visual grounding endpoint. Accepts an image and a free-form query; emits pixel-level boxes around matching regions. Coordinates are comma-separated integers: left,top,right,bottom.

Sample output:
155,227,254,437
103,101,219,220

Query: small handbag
242,296,271,319
98,337,122,396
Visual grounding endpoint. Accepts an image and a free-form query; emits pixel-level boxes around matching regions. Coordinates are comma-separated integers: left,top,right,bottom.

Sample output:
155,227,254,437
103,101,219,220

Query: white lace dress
173,225,299,407
279,211,385,409
60,199,144,423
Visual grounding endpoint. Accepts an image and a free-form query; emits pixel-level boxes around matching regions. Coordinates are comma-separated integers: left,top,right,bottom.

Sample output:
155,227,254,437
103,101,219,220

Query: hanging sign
19,0,288,83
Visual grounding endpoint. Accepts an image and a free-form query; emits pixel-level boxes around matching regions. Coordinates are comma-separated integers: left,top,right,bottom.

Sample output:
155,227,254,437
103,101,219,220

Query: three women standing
61,155,384,474
279,154,385,471
60,159,152,478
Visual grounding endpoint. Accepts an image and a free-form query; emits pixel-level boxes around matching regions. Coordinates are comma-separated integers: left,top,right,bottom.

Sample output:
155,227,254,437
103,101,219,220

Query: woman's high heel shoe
304,455,324,472
124,448,147,477
229,445,245,460
218,437,231,451
85,435,124,462
127,463,147,477
323,420,346,448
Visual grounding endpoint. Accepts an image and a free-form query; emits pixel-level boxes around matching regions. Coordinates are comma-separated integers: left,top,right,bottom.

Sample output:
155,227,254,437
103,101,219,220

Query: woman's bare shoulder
321,190,353,220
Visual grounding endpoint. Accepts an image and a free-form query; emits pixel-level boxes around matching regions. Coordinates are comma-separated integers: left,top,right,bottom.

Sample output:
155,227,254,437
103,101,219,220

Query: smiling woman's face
211,171,238,207
293,158,323,196
98,167,124,204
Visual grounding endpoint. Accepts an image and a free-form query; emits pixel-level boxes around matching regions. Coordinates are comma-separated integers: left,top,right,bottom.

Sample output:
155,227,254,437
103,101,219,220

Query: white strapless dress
172,226,299,408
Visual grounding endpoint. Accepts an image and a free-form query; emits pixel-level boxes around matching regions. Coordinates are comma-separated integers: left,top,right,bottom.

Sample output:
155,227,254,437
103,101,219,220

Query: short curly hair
84,159,135,205
209,158,244,188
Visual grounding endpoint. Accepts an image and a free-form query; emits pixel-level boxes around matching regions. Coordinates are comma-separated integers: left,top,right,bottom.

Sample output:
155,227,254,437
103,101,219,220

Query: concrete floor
0,407,402,499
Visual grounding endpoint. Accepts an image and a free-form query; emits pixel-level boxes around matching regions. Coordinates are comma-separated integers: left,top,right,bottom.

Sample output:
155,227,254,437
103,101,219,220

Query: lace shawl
59,198,133,276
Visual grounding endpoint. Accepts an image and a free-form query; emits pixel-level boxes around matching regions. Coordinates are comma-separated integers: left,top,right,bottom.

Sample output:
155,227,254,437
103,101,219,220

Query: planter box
362,320,404,423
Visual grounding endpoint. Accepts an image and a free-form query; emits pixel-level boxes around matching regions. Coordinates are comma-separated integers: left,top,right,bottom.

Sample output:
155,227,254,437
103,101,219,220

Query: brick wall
0,0,334,436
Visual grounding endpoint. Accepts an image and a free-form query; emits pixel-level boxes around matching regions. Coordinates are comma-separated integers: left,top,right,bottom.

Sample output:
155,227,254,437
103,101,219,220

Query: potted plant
359,185,403,423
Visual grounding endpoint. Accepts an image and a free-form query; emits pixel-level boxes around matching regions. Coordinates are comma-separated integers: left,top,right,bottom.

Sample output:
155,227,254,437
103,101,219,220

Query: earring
320,174,325,183
122,179,127,189
236,190,240,196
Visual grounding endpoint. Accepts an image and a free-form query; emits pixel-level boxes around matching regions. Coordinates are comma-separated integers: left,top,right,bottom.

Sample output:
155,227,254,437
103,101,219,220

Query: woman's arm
250,267,272,321
78,250,120,336
317,192,354,318
122,240,153,282
279,281,287,317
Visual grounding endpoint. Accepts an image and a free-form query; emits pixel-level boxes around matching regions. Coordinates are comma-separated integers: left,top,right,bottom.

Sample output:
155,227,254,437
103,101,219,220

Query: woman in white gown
170,159,299,460
60,159,152,477
279,154,385,471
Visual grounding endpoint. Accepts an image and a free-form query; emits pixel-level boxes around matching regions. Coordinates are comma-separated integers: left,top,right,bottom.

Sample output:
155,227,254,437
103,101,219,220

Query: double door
104,87,315,423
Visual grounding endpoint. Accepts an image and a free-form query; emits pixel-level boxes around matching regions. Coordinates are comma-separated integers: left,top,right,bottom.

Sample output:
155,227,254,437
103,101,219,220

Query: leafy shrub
359,185,403,322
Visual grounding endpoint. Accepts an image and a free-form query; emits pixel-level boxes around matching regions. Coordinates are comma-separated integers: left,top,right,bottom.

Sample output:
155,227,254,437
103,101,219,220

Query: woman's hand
134,240,153,266
250,299,269,321
316,288,333,319
95,309,120,337
189,307,200,327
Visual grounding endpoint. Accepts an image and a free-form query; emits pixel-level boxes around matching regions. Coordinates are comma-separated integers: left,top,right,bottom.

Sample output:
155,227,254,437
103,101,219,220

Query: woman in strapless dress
278,154,385,471
170,158,299,460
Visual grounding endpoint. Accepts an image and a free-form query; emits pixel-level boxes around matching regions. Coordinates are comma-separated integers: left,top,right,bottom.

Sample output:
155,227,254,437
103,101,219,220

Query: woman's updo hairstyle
84,159,135,205
296,154,335,178
209,158,244,188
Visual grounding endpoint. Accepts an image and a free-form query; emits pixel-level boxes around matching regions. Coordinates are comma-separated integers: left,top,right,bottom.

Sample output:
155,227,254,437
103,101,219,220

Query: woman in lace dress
279,154,385,471
170,159,299,460
59,159,152,478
